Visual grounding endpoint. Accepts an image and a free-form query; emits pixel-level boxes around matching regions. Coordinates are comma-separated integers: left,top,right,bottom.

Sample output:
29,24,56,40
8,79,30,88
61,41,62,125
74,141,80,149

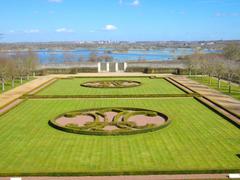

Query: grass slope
190,76,240,100
37,77,185,96
0,98,239,175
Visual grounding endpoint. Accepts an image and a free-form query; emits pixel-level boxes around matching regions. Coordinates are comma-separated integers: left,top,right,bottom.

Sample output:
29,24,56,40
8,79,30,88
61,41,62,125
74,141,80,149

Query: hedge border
194,97,240,128
80,80,142,89
164,77,194,94
48,107,171,136
59,76,163,79
0,99,27,117
22,93,200,99
0,78,56,116
0,168,239,177
26,78,58,96
202,96,240,119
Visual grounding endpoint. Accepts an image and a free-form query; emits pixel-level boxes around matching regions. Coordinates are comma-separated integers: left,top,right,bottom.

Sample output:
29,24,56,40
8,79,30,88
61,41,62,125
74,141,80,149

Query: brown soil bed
56,115,94,126
103,125,120,131
105,111,118,121
128,115,165,126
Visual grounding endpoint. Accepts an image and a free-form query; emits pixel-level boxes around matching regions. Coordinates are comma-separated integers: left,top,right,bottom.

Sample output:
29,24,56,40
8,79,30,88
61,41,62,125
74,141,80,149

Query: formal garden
0,76,239,176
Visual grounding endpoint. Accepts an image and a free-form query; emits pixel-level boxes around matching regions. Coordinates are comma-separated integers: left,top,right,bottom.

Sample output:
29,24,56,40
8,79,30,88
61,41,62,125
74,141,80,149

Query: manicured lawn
37,77,185,96
0,98,239,175
190,76,240,100
1,78,34,94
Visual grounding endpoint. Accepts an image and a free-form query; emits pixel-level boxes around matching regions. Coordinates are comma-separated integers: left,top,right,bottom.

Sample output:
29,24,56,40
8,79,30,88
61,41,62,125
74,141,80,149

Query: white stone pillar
106,62,110,72
97,62,101,72
123,62,127,71
115,62,119,72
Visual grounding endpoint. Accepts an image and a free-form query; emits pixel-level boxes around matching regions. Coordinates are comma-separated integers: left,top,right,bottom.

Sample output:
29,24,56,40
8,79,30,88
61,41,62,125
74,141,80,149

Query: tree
78,55,84,63
49,53,57,64
184,52,201,77
7,59,17,88
223,43,240,61
212,56,225,89
0,56,8,92
63,52,74,64
223,43,240,93
16,55,27,84
24,50,39,80
88,51,98,62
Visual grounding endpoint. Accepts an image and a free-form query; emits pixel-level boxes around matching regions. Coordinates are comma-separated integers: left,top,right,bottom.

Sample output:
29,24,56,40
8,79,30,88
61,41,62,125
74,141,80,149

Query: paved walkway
170,76,240,116
0,76,55,109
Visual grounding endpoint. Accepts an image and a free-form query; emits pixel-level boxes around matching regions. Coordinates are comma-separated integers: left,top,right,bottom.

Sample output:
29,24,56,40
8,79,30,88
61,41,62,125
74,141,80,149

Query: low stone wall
126,61,187,74
35,61,187,74
36,63,98,75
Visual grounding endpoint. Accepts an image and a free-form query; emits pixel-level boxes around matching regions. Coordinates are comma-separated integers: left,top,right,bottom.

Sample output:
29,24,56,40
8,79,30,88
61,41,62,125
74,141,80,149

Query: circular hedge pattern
81,80,141,88
49,107,170,136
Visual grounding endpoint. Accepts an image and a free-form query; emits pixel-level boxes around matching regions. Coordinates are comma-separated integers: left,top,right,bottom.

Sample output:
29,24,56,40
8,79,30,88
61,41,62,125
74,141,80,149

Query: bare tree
0,56,8,92
24,50,39,80
184,52,202,77
88,51,98,62
212,57,225,89
63,52,74,64
223,43,240,93
223,43,240,61
48,53,57,64
78,55,84,63
7,59,17,88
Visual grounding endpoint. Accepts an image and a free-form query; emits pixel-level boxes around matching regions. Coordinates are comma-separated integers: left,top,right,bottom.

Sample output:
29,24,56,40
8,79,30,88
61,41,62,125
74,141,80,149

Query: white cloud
103,25,118,31
56,28,74,33
24,29,40,33
131,0,140,6
48,0,63,3
119,0,140,7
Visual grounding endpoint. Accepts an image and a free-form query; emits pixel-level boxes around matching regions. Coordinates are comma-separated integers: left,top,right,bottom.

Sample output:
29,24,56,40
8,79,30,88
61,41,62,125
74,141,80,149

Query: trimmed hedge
0,168,239,177
23,93,200,99
194,97,240,128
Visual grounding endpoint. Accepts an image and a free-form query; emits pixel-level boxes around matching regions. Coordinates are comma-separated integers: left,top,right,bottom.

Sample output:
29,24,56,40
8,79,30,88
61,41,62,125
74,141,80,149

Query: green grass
0,98,239,175
190,76,240,100
1,78,34,93
37,77,185,96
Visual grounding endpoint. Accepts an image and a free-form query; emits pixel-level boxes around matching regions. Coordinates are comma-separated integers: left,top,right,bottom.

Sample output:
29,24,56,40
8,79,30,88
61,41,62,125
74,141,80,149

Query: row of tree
184,43,240,93
0,51,38,92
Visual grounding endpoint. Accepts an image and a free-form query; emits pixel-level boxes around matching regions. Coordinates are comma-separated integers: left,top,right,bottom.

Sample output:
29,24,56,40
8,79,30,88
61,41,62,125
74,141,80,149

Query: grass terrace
0,98,240,175
36,77,185,96
0,76,239,176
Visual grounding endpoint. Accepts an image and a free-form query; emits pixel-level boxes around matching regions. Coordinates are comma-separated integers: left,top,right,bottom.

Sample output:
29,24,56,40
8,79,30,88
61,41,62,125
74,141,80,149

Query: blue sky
0,0,240,42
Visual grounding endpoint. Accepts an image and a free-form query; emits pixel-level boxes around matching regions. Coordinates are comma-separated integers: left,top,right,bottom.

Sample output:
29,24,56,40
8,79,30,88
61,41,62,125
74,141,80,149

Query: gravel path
171,76,240,117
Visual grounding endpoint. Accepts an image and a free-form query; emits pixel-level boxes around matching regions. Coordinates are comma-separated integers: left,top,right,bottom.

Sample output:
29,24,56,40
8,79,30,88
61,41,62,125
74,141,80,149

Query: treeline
1,41,239,51
181,43,240,93
0,51,38,92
